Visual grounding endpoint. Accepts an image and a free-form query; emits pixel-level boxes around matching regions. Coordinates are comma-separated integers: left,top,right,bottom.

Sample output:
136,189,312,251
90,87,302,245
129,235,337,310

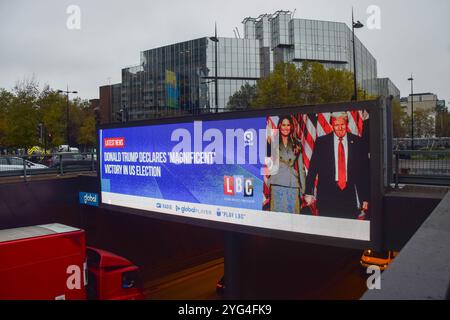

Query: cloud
0,0,449,101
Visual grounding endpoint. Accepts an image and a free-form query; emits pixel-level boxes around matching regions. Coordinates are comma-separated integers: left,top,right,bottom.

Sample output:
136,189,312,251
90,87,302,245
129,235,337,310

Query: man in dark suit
304,112,370,220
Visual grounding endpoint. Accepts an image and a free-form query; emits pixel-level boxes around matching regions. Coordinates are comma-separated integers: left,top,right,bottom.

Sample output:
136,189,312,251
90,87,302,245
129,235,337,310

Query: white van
58,145,80,153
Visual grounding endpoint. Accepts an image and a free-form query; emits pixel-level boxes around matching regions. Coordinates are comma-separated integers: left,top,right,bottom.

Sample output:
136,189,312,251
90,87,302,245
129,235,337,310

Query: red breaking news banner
104,137,125,148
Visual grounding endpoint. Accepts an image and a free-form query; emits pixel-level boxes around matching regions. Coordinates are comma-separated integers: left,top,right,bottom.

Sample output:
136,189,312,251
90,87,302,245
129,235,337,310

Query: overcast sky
0,0,449,105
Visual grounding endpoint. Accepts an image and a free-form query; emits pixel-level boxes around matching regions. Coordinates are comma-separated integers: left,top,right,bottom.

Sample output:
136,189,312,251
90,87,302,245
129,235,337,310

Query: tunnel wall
383,188,446,251
363,190,450,299
0,175,224,280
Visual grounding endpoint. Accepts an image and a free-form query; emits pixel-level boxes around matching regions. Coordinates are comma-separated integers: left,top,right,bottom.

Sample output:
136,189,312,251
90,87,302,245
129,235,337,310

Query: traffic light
36,123,43,144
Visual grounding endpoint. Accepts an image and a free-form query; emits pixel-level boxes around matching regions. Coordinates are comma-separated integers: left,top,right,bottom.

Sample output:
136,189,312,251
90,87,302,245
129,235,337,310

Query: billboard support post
224,231,244,299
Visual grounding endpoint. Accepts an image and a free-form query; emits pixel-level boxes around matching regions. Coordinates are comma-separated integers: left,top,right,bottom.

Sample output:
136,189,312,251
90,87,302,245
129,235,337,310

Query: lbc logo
224,176,253,197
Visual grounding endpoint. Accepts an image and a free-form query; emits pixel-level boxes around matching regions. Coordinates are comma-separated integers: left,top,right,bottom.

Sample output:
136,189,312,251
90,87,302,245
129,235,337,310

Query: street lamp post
57,86,78,151
352,9,364,101
120,105,128,123
209,23,219,113
408,75,414,150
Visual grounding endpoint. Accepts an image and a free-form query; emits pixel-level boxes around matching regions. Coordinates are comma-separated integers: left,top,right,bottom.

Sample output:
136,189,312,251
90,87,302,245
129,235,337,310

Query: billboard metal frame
96,99,386,250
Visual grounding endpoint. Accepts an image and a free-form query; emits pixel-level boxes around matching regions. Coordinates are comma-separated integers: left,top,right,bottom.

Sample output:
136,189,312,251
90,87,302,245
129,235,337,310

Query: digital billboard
99,107,373,243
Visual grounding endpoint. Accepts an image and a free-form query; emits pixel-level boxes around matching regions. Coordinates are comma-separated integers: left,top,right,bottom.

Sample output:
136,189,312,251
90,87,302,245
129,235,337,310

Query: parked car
0,156,48,172
360,249,398,271
39,154,54,167
48,152,96,169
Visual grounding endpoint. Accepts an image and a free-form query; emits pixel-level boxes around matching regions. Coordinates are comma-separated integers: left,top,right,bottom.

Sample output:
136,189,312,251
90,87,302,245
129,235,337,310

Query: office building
400,92,442,116
96,10,399,123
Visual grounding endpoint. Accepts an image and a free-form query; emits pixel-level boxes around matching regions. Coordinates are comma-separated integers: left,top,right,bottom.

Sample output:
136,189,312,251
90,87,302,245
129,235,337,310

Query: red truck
0,223,144,300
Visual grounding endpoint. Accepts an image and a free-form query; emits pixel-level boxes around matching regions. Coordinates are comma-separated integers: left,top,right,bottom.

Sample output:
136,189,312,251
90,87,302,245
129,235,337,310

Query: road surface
142,244,372,300
144,258,224,300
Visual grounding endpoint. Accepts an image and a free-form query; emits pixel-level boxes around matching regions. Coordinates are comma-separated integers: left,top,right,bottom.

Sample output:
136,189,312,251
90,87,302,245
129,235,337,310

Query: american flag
263,110,367,211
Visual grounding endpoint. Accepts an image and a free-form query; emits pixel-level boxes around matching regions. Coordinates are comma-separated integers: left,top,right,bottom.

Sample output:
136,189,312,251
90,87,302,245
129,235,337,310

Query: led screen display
100,109,371,241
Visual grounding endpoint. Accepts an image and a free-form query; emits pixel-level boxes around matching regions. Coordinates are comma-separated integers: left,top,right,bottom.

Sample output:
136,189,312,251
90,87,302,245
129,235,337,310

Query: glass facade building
243,11,379,93
100,10,398,123
120,37,260,121
362,78,400,100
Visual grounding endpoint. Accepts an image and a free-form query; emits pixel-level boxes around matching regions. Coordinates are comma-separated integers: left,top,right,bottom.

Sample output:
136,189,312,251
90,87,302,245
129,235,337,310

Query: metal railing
3,149,449,186
393,150,450,187
393,137,450,151
0,152,97,181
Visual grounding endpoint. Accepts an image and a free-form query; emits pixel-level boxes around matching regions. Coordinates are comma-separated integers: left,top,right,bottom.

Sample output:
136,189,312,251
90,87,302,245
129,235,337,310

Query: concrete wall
363,190,450,299
0,177,82,229
383,186,446,251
